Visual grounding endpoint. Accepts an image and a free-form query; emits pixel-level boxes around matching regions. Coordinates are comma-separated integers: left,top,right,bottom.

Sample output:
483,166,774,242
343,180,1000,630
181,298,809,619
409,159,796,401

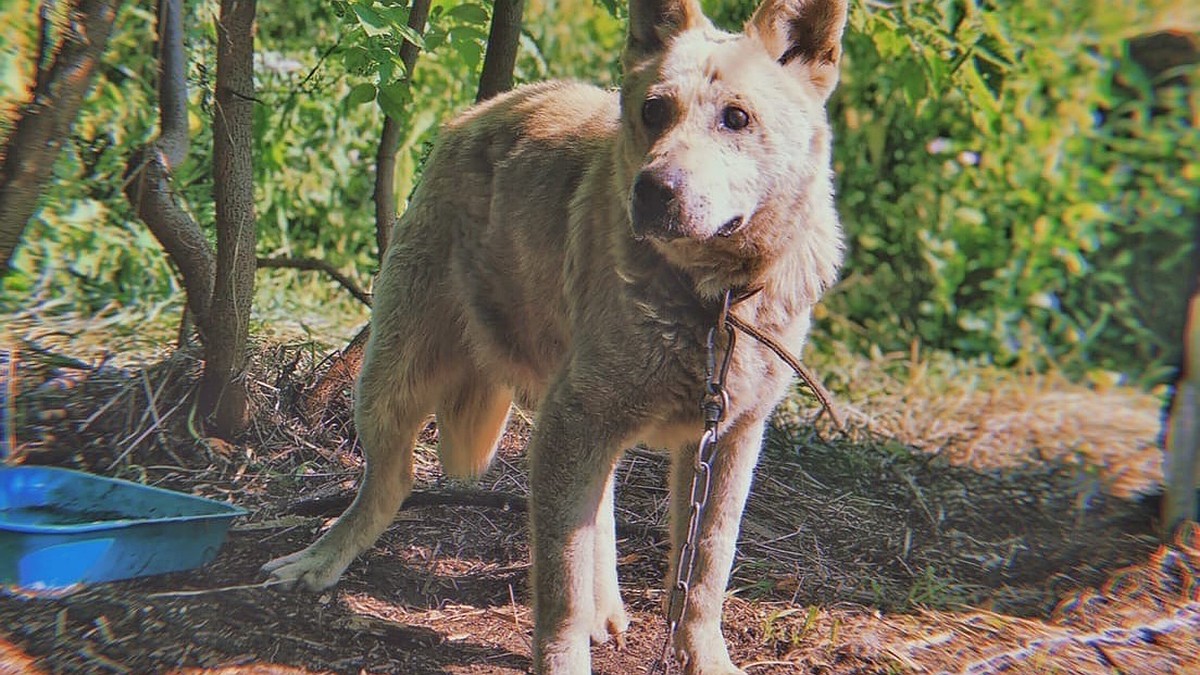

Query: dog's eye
642,97,671,131
722,106,750,131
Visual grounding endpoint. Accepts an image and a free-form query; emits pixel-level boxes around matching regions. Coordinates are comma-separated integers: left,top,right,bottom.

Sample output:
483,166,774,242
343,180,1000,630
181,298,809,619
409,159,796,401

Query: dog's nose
631,172,682,239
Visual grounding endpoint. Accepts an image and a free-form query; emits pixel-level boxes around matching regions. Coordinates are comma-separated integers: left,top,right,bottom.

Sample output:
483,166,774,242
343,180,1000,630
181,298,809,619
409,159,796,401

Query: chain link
652,290,735,674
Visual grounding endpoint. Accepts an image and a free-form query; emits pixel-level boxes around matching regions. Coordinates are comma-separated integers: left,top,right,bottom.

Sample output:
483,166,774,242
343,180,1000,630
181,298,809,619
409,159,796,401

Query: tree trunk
373,0,431,255
201,0,258,438
1163,287,1199,536
0,0,123,274
475,0,524,103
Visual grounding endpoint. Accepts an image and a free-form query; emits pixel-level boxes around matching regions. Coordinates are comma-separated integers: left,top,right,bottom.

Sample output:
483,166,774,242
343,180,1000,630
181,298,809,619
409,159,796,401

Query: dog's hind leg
435,371,513,480
261,312,445,591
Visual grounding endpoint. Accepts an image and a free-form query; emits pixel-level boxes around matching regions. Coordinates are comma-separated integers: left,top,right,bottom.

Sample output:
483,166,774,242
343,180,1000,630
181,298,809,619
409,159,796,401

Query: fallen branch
284,483,659,542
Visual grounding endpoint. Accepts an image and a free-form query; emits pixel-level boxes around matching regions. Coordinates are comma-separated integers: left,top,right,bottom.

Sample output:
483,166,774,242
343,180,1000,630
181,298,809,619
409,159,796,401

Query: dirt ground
2,331,1198,674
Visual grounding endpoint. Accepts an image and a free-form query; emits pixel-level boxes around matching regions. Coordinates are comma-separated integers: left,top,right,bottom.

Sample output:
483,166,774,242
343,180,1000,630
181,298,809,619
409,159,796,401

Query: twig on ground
146,579,292,598
108,370,182,469
509,583,532,652
286,486,528,517
891,463,939,530
78,377,134,432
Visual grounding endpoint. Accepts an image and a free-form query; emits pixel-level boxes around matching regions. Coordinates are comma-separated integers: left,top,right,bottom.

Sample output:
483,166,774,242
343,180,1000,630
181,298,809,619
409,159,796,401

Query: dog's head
618,0,847,300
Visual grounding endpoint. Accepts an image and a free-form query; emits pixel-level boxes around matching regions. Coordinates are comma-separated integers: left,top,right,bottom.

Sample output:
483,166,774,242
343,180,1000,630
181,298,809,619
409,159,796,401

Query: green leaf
448,25,489,44
897,59,928,104
352,3,390,37
446,4,489,25
377,80,410,119
343,45,369,74
346,82,377,107
393,21,425,49
424,26,446,51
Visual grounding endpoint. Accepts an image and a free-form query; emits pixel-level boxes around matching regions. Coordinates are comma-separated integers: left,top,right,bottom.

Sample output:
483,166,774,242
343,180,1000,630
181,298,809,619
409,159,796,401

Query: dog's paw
675,631,745,675
589,602,630,647
676,651,745,675
260,547,348,591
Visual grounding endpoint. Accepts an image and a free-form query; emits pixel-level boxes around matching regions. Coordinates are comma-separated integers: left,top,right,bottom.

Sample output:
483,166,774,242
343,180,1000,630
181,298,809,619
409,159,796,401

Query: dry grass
794,343,1166,498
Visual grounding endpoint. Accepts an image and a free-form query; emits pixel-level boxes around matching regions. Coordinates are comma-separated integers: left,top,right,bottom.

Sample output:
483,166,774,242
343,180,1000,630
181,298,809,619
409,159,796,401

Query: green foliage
1,0,1195,383
823,0,1197,384
2,1,178,309
704,0,1196,383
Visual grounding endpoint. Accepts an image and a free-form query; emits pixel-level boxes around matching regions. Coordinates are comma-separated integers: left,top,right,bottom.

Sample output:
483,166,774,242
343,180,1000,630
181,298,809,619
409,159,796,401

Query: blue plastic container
0,466,247,589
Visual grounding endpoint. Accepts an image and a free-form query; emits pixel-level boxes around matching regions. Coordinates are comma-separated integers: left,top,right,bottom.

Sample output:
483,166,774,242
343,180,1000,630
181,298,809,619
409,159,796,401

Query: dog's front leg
591,462,630,646
528,381,626,674
667,416,767,675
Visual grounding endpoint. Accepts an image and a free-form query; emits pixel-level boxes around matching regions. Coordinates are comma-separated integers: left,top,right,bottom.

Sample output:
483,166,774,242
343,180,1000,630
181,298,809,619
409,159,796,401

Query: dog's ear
623,0,707,67
747,0,848,98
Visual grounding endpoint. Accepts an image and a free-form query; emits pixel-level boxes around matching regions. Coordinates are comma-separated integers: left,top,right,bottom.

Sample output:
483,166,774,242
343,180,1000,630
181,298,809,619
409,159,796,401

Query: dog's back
373,81,621,409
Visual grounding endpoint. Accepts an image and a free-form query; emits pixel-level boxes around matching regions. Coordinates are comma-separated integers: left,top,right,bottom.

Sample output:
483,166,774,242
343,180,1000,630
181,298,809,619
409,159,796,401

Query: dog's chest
628,304,803,448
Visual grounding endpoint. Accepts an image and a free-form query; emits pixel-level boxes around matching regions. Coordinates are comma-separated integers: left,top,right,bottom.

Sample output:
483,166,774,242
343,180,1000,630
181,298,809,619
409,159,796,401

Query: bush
821,0,1197,384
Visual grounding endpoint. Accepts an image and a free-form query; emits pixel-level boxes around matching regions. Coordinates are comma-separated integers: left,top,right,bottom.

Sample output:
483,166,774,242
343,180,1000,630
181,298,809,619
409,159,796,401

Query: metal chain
645,286,843,672
652,290,735,674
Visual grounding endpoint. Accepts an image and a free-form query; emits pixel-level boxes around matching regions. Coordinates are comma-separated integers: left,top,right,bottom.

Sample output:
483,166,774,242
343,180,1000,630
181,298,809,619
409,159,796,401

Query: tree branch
124,0,215,327
475,0,525,103
256,256,372,307
156,0,188,166
124,147,216,323
35,0,59,93
0,0,123,275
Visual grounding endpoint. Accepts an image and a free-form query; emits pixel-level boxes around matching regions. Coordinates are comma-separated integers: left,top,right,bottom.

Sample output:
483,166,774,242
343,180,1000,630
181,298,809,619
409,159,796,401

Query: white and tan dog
264,0,846,672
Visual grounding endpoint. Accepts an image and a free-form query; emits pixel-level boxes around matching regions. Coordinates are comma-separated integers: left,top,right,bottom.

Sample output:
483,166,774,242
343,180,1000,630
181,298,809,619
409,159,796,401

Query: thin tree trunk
375,117,402,256
374,0,430,255
124,0,215,329
0,0,123,274
306,0,432,423
202,0,257,438
475,0,524,103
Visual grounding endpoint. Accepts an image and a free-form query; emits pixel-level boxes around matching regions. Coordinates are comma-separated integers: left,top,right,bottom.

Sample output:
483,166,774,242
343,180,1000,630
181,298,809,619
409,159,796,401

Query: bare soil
2,336,1197,674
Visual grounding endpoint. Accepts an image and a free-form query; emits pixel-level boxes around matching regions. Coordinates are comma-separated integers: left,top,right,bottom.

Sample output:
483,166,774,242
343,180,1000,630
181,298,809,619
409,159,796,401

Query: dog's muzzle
631,172,684,240
631,171,746,240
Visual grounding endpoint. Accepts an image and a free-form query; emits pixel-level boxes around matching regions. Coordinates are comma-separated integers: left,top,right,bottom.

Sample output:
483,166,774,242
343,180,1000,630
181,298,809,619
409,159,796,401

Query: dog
262,0,846,671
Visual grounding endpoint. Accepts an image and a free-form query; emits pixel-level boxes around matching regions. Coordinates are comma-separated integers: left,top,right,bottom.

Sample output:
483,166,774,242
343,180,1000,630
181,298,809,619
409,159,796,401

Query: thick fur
262,1,847,672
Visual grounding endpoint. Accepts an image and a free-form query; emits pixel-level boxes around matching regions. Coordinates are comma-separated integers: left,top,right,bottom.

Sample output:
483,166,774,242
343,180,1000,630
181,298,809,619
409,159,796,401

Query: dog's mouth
632,215,746,242
715,216,744,238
